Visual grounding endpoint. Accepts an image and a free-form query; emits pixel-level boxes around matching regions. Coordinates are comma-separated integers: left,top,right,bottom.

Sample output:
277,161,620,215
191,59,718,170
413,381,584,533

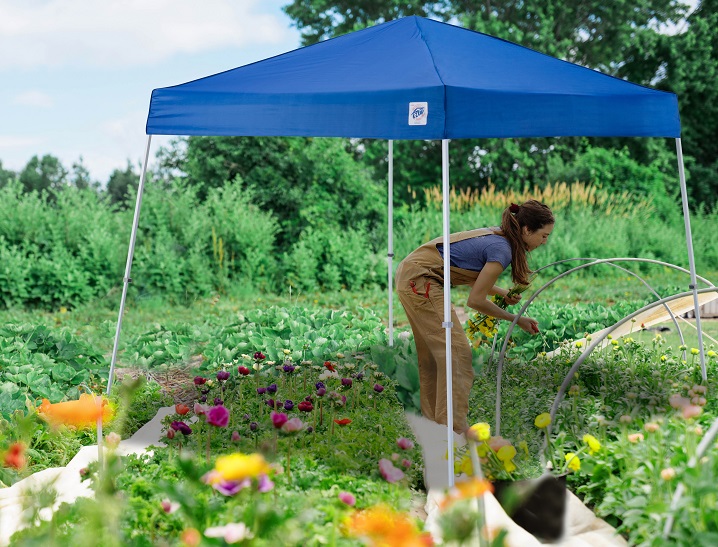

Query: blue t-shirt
436,234,512,271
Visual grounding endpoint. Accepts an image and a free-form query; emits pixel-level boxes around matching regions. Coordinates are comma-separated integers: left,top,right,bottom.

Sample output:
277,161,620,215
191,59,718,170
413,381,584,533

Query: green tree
105,162,139,208
70,156,97,190
19,154,68,197
0,160,16,189
159,136,386,249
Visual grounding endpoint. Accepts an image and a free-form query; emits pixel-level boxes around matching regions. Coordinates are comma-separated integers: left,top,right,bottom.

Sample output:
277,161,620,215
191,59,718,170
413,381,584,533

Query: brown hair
496,200,554,285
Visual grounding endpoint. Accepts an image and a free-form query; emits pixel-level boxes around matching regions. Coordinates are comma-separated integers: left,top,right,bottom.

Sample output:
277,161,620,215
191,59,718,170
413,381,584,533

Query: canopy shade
146,16,680,139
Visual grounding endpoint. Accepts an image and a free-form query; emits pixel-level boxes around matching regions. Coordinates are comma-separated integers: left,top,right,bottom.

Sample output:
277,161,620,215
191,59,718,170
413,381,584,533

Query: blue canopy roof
146,16,680,139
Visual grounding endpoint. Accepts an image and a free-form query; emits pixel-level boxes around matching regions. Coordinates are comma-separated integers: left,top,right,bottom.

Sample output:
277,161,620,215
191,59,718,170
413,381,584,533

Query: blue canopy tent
110,16,704,487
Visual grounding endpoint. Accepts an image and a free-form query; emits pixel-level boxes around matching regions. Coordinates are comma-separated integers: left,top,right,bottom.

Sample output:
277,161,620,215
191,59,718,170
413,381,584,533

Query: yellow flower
469,422,491,441
214,453,271,482
691,348,700,355
518,440,529,457
496,445,516,462
476,443,489,457
565,453,581,472
454,454,473,475
707,350,716,358
582,434,601,455
503,460,517,473
534,413,551,429
575,341,583,348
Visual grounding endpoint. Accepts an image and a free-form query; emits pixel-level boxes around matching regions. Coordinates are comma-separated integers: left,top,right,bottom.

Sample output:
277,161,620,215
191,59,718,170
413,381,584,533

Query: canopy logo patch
408,102,428,125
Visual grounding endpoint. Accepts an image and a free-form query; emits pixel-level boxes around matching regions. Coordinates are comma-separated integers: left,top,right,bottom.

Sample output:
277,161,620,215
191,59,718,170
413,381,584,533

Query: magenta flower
378,458,405,483
341,378,353,388
338,491,356,506
207,405,230,428
271,411,288,429
397,437,415,450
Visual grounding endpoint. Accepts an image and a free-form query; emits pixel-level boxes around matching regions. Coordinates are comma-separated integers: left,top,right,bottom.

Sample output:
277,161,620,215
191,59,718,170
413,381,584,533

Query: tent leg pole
442,139,454,488
676,138,706,381
388,140,394,347
106,135,153,395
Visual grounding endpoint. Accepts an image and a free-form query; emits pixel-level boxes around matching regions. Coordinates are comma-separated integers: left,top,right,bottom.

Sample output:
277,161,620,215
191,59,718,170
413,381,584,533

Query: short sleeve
483,241,512,269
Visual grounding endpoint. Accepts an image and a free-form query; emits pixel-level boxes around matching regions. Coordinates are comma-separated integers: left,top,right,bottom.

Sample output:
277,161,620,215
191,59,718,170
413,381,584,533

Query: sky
0,0,301,183
0,1,698,185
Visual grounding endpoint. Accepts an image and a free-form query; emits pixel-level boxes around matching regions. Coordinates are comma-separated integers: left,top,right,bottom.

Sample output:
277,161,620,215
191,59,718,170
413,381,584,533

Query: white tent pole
676,138,707,381
106,135,153,395
442,139,454,488
388,140,394,347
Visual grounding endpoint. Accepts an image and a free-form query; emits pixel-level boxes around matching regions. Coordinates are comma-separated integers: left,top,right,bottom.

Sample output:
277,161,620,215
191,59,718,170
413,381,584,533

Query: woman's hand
504,292,521,306
517,316,539,334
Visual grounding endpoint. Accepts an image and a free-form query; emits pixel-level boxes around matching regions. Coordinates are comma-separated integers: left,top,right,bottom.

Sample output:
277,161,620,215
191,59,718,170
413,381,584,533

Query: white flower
205,522,254,543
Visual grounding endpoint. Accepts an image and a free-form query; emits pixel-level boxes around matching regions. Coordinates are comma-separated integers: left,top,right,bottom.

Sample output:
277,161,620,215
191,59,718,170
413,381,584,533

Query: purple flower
283,364,295,373
213,479,250,496
243,413,251,421
378,458,405,483
315,381,325,390
170,421,192,436
214,398,224,406
316,387,326,397
194,376,207,385
306,426,314,434
216,370,230,382
283,400,294,411
257,387,267,395
341,378,353,388
257,474,274,493
265,398,276,408
373,383,385,393
271,411,288,429
355,372,364,381
250,422,258,431
267,383,278,394
206,405,230,428
199,395,207,403
201,388,210,395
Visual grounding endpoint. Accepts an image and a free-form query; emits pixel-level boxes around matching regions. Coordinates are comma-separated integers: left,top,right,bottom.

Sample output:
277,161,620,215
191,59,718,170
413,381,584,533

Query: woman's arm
468,262,538,333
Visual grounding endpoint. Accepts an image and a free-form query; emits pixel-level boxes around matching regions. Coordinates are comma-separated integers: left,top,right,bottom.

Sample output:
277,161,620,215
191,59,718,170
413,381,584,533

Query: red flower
324,361,336,372
298,401,314,412
237,366,250,375
175,403,190,415
3,442,26,470
334,418,352,426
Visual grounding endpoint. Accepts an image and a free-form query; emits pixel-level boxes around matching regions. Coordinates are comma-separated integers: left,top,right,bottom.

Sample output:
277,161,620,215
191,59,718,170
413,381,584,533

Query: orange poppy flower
38,393,114,429
334,418,352,426
345,504,433,546
175,403,190,415
324,361,336,372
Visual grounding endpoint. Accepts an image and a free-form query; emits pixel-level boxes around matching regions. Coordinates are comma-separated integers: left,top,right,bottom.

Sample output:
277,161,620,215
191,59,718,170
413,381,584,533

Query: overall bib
395,228,498,433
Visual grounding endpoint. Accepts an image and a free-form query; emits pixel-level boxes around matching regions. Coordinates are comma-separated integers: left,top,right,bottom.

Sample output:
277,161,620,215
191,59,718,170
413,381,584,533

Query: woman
395,200,554,435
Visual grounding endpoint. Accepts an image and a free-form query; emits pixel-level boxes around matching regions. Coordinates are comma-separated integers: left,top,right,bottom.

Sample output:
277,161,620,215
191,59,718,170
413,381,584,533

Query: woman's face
521,223,554,251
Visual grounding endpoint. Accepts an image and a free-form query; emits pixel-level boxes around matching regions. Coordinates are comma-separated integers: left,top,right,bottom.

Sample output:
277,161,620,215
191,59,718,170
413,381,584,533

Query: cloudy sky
0,0,301,182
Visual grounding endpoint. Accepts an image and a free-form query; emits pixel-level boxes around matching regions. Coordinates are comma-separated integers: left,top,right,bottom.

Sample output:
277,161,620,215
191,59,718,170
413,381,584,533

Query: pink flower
627,433,644,443
257,474,274,493
271,411,288,429
161,499,179,514
204,523,254,543
281,417,304,434
692,384,708,395
378,458,405,483
682,405,702,419
194,403,208,415
669,394,690,409
644,422,660,433
207,405,230,428
213,479,251,496
338,491,356,506
488,436,512,452
397,437,414,450
401,459,412,468
231,431,241,442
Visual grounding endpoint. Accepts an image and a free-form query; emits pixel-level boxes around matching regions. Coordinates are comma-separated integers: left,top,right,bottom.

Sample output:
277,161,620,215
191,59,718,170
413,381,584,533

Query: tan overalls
395,228,497,433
